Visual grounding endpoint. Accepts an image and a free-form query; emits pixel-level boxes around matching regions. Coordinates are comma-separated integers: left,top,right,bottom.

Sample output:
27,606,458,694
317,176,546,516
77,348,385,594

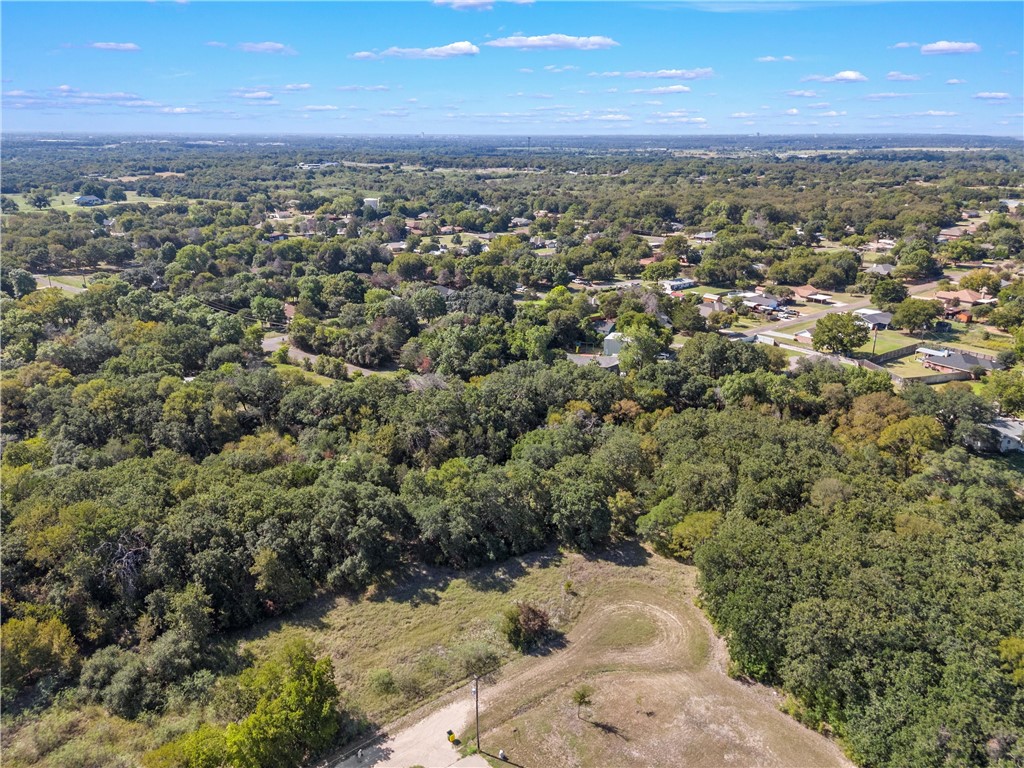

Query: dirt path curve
330,559,853,768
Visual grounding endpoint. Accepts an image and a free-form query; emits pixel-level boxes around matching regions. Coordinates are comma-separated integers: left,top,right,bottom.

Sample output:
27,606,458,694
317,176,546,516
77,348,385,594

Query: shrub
501,602,550,652
368,668,396,696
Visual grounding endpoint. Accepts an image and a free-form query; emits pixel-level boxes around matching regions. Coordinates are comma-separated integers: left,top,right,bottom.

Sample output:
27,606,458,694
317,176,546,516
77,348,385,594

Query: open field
318,546,852,768
6,191,168,213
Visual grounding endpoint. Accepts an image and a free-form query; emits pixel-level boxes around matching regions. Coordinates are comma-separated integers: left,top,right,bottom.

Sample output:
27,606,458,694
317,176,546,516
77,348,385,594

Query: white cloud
914,110,958,116
238,41,297,55
596,113,632,121
819,110,846,117
518,67,534,73
629,85,691,94
646,113,706,124
786,89,819,98
920,40,981,55
161,106,200,114
242,91,275,99
544,64,580,73
205,41,228,48
89,42,140,52
730,112,755,118
808,102,830,109
974,92,1011,100
355,41,479,59
624,68,713,79
303,105,339,111
486,34,619,50
284,83,312,91
336,84,390,91
946,78,967,85
2,90,30,97
887,71,921,81
785,108,799,115
890,41,919,49
803,70,868,83
756,55,795,62
866,92,913,100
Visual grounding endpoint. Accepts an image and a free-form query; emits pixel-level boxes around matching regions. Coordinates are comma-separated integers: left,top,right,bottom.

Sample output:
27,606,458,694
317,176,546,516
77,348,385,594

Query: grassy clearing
6,192,168,214
4,545,850,768
884,356,934,378
271,363,336,387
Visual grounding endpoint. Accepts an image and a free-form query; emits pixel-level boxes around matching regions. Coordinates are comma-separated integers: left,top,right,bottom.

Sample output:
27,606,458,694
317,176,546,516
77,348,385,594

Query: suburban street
736,278,944,338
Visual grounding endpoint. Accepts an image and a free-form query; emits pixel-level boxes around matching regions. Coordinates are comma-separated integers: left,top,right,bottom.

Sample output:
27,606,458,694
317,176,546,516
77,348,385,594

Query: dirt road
330,554,853,768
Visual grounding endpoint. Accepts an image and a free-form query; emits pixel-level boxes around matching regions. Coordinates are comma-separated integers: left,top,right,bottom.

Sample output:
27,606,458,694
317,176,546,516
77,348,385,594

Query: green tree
891,298,942,336
957,269,1002,296
811,313,869,356
29,191,51,210
225,639,341,768
870,279,908,309
571,684,594,720
0,616,80,699
982,369,1024,416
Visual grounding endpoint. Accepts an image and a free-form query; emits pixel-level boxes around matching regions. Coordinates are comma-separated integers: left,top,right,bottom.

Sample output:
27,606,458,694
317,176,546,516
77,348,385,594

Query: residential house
510,217,532,227
662,278,697,293
865,263,897,276
920,349,1004,375
566,354,620,373
698,300,730,319
73,195,104,206
853,307,893,330
935,289,996,308
793,285,832,304
363,197,380,211
602,332,632,356
989,418,1024,453
938,226,966,242
693,231,716,243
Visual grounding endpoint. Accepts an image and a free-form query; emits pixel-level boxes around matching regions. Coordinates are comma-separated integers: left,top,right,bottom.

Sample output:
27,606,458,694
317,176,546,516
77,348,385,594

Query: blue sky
2,1,1022,136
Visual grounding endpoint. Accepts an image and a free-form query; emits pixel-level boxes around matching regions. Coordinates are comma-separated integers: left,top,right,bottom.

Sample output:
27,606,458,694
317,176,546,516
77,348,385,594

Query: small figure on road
357,748,363,761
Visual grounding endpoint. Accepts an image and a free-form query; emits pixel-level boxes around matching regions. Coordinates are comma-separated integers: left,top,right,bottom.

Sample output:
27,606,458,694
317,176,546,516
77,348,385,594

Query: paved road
329,695,489,768
262,333,395,378
33,275,88,294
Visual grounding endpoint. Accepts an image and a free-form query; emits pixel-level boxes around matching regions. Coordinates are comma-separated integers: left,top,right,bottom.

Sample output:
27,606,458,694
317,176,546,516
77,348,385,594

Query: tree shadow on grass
582,539,651,568
525,628,568,657
590,720,628,741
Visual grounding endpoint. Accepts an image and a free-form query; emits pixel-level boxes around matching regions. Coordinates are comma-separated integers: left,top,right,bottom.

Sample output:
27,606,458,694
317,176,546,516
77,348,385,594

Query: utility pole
872,327,878,356
472,675,481,752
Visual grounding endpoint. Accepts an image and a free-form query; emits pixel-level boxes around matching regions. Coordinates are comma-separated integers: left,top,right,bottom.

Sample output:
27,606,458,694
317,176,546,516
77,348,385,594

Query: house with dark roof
853,308,893,330
921,350,1004,375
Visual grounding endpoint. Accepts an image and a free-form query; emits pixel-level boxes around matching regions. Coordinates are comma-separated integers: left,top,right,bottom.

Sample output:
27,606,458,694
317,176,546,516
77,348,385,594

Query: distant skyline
2,1,1022,136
